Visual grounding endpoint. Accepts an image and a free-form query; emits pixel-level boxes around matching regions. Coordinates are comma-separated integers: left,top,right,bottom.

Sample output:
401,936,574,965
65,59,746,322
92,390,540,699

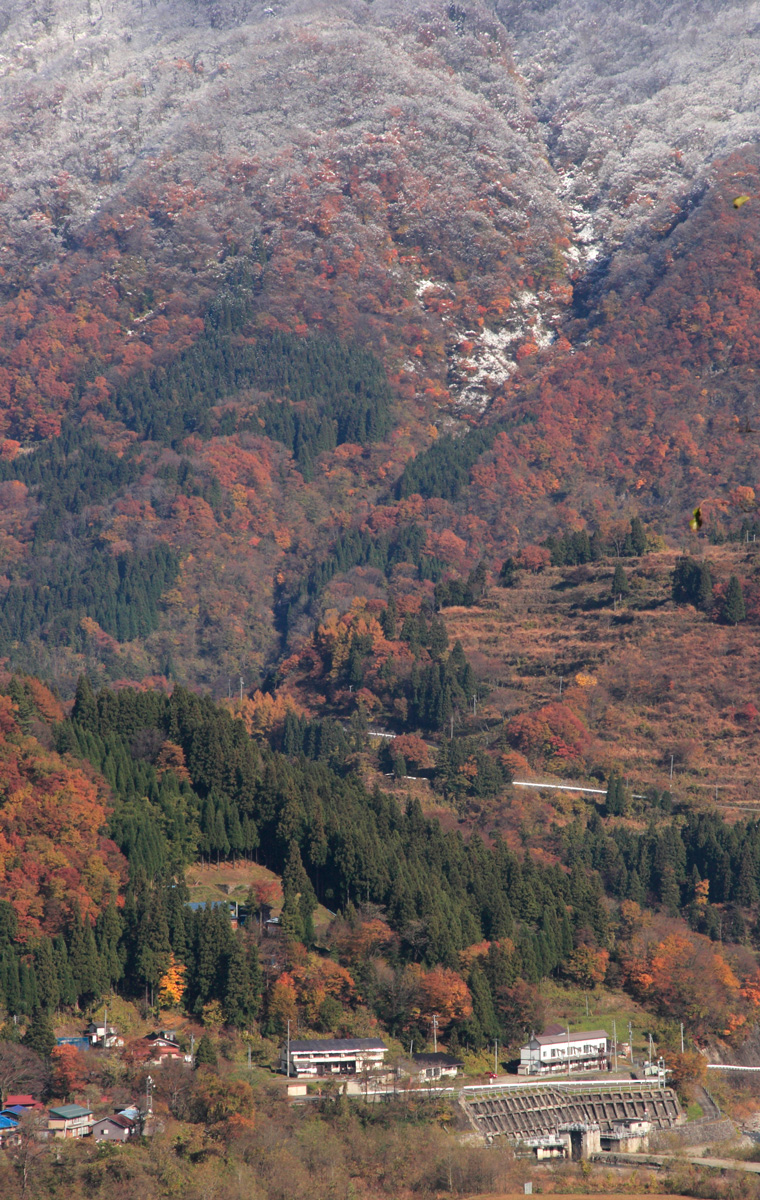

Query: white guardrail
706,1064,760,1071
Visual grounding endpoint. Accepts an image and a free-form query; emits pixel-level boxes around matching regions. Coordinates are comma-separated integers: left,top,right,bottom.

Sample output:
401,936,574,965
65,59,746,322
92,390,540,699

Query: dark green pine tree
736,848,758,907
72,674,98,730
187,906,234,1015
279,892,305,944
195,1033,217,1068
68,909,102,1005
96,898,124,991
723,575,746,625
135,891,172,996
20,963,38,1014
33,939,59,1012
53,937,77,1009
605,772,626,816
223,936,262,1028
629,517,647,555
611,562,629,598
498,557,517,587
1,953,22,1016
380,595,397,639
22,1008,56,1059
468,965,499,1043
697,561,713,612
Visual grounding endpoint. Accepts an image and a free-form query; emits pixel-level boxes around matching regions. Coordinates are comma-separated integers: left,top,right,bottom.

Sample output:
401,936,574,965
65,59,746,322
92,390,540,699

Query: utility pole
146,1074,153,1114
649,1032,654,1066
567,1025,571,1076
585,993,589,1017
239,675,244,704
287,1019,291,1078
494,1039,498,1077
432,1014,438,1054
628,1021,633,1064
613,1020,618,1072
680,1022,684,1054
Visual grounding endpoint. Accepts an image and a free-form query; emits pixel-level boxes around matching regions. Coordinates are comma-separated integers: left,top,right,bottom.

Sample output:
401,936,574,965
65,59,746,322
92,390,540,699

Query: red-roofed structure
4,1095,43,1110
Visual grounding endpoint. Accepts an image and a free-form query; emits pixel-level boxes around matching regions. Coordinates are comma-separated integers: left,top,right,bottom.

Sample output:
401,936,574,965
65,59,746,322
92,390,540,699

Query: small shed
56,1037,90,1052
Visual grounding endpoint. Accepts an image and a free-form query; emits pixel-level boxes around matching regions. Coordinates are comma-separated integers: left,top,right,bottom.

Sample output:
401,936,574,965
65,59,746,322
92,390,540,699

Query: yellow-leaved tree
158,953,186,1008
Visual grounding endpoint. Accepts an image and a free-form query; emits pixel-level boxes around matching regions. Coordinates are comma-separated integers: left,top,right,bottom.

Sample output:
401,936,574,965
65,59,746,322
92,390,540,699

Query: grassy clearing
185,859,336,934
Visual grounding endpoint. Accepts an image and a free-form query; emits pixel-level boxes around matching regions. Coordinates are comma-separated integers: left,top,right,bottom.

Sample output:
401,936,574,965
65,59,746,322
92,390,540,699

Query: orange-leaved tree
50,1045,88,1100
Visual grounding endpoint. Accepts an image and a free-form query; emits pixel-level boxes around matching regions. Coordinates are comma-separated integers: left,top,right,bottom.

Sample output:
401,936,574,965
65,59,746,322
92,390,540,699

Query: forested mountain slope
1,0,760,697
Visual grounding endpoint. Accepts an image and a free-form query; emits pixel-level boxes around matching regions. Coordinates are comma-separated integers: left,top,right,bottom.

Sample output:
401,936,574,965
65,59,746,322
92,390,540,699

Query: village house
144,1030,191,1065
519,1025,608,1075
4,1094,44,1111
281,1038,388,1078
86,1021,124,1048
411,1052,463,1080
47,1104,94,1138
92,1113,136,1142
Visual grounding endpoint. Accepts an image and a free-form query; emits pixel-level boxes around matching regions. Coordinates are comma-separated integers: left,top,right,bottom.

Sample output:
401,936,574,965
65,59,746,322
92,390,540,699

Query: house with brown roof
92,1114,136,1142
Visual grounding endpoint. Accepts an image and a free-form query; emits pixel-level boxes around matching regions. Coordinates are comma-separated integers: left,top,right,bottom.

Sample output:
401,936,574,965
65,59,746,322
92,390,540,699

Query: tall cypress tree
612,562,629,598
33,939,59,1013
723,575,746,625
468,965,499,1043
22,1009,55,1059
96,899,124,991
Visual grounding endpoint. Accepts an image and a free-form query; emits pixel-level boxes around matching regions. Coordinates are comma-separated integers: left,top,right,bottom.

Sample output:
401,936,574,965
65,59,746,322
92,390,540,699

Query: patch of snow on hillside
449,291,557,413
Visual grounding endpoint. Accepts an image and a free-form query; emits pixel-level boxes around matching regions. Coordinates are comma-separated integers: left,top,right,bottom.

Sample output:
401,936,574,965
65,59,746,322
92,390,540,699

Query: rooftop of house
0,1115,19,1130
5,1094,40,1107
48,1105,93,1120
530,1029,608,1047
287,1038,388,1053
412,1053,463,1067
95,1114,134,1129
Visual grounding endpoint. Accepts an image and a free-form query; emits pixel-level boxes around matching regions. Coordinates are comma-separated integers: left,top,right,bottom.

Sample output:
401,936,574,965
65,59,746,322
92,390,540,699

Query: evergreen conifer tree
33,940,59,1012
195,1033,217,1068
697,561,713,612
605,772,626,816
72,675,98,730
723,575,746,625
22,1009,55,1059
468,965,499,1042
612,562,629,598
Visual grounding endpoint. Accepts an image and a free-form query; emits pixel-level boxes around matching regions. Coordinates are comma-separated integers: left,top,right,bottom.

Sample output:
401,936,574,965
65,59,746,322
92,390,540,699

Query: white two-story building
281,1038,388,1078
519,1025,608,1075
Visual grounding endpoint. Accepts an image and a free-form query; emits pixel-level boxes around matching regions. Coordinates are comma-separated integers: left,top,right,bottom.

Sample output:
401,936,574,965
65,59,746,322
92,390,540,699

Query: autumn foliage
0,698,126,938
